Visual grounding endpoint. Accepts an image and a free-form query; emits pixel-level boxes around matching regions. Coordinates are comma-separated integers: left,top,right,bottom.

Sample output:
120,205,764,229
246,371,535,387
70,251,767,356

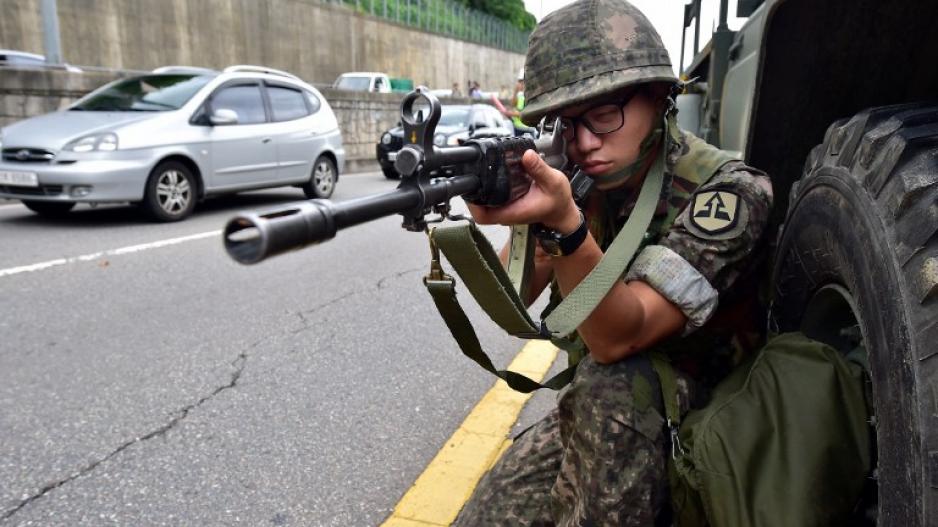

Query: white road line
0,203,24,210
0,230,222,278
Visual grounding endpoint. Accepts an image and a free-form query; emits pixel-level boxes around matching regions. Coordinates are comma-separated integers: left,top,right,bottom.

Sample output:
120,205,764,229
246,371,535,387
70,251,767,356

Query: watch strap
533,211,588,256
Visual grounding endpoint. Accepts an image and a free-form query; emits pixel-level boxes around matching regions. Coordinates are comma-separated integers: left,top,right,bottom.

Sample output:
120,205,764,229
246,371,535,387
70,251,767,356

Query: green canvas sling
423,121,737,392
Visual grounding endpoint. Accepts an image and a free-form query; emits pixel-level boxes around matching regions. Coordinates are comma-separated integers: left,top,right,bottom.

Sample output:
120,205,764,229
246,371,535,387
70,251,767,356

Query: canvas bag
663,332,872,527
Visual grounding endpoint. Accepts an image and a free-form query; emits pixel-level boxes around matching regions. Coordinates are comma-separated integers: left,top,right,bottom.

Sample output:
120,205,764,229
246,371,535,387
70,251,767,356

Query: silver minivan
0,65,345,221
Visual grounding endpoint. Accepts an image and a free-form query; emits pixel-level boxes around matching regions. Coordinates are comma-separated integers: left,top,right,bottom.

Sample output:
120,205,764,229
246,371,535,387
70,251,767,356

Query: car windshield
335,76,371,91
439,107,470,127
71,74,212,112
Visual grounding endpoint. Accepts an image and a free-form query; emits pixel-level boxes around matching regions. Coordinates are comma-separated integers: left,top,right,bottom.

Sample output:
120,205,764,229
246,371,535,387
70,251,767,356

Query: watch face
540,237,563,256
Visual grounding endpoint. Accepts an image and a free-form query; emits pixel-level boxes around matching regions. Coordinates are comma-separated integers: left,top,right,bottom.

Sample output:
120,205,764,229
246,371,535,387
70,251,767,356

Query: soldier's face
561,89,659,185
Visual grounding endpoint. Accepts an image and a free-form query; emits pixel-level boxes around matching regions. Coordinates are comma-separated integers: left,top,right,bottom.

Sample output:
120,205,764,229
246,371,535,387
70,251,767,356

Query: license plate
387,152,398,162
0,171,38,187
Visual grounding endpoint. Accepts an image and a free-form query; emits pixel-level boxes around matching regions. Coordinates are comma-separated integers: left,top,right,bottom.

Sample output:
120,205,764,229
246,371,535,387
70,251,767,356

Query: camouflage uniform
456,129,773,527
455,1,775,525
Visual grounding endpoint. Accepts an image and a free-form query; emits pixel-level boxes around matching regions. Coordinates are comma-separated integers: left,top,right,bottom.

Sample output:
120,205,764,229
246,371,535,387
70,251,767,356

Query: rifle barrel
224,174,480,264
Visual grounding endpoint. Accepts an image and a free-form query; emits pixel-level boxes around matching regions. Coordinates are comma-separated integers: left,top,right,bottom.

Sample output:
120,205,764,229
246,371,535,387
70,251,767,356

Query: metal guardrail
323,0,531,53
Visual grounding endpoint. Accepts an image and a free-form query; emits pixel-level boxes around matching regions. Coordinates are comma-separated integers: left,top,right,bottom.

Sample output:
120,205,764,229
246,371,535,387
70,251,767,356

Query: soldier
455,0,774,525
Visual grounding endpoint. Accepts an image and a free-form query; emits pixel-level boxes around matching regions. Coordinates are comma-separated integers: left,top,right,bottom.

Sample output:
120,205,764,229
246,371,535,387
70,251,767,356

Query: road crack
290,267,423,335
376,266,423,289
290,292,356,335
1,352,249,522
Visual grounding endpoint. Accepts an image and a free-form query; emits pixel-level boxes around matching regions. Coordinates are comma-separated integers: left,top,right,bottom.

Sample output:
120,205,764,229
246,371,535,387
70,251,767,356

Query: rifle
223,88,570,264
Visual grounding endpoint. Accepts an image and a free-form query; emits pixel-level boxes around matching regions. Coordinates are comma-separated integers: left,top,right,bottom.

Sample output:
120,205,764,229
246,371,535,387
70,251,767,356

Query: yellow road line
381,341,560,527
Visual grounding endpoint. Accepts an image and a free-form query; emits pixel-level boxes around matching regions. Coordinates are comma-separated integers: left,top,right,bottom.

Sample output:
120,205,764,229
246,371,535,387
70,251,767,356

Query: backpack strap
649,353,705,525
649,353,683,458
673,131,738,186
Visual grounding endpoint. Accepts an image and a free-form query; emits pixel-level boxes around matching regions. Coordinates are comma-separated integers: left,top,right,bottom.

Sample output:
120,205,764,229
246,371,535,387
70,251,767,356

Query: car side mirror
210,108,239,126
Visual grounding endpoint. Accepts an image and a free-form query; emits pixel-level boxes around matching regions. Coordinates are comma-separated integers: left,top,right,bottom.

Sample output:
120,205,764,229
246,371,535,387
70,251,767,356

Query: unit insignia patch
689,190,740,235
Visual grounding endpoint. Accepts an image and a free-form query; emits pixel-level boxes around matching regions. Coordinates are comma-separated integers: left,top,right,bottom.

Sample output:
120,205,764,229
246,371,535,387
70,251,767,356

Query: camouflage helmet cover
521,0,678,125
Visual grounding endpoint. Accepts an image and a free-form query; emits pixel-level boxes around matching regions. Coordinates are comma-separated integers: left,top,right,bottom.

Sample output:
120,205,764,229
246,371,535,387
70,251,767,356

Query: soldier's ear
643,83,672,109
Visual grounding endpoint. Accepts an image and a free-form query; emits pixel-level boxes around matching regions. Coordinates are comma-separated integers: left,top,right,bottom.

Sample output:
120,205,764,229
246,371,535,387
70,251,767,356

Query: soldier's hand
467,150,580,232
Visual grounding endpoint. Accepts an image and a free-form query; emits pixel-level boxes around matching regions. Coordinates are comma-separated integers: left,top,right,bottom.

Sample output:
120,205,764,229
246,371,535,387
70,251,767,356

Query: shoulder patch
690,191,739,233
686,190,747,239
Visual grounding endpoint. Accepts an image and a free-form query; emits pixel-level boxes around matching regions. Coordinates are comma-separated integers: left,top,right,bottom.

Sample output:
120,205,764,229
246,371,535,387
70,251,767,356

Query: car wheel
382,167,400,180
771,103,938,525
303,156,337,199
142,161,197,222
22,200,75,217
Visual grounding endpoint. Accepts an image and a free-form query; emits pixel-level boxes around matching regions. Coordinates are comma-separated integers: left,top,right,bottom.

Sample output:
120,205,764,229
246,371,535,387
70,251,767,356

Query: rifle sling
424,278,578,393
426,138,666,391
506,225,534,306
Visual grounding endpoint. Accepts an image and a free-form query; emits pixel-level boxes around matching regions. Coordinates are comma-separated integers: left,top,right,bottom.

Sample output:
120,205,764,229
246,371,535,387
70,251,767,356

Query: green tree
454,0,536,31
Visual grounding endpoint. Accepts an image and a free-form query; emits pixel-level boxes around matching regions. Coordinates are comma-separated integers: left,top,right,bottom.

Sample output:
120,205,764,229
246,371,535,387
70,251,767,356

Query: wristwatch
532,211,589,257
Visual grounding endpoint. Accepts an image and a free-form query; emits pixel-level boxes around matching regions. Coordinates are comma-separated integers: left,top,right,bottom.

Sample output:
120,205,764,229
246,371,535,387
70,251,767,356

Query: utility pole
693,0,701,56
706,0,735,146
40,0,63,65
718,0,729,31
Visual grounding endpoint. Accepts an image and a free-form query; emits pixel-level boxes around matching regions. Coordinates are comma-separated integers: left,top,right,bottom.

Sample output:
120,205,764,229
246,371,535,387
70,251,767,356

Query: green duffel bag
662,332,872,527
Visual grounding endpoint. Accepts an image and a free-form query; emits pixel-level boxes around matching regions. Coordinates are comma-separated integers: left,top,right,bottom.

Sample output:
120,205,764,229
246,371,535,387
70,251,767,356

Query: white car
0,49,82,72
333,72,391,93
0,65,345,221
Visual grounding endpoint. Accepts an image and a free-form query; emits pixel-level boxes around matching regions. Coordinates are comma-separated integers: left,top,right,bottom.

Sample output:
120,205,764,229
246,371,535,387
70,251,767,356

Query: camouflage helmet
521,0,678,126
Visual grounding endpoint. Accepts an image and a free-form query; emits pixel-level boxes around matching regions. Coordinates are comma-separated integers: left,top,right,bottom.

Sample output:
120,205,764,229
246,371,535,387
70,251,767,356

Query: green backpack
659,332,872,527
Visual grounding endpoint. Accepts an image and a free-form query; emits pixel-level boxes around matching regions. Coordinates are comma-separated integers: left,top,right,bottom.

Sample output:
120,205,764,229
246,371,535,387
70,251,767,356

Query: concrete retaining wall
0,68,474,173
0,0,525,95
322,87,470,173
0,69,128,129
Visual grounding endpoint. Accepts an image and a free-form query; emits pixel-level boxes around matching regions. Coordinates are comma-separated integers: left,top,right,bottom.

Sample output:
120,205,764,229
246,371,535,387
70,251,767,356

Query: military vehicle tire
771,103,938,526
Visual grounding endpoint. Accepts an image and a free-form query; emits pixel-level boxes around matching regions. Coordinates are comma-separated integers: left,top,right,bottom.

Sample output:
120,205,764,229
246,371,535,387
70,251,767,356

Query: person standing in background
499,70,535,136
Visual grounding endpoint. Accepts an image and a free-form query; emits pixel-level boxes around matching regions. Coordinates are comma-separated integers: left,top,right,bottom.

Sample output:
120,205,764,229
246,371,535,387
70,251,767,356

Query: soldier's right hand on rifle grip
467,150,579,233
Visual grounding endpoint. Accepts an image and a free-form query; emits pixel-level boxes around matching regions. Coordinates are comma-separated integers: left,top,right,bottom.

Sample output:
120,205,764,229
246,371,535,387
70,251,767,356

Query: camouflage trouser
455,353,691,527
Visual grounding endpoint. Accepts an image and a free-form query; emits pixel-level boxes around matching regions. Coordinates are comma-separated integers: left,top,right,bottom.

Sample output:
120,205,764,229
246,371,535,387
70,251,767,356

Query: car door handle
262,137,272,144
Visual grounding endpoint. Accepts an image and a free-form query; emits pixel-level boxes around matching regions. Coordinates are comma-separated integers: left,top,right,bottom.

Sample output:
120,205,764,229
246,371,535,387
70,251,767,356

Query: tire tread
783,102,938,525
799,106,938,266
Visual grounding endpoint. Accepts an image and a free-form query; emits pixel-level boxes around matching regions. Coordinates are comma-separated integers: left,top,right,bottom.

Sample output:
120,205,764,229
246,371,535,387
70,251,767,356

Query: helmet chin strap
589,108,678,190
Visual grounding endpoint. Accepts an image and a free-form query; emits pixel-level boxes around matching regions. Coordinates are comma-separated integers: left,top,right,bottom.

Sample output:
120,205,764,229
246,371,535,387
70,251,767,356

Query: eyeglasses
557,91,638,141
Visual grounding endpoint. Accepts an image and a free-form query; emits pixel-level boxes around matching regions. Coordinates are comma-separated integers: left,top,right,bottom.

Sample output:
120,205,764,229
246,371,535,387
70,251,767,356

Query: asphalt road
0,173,557,526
